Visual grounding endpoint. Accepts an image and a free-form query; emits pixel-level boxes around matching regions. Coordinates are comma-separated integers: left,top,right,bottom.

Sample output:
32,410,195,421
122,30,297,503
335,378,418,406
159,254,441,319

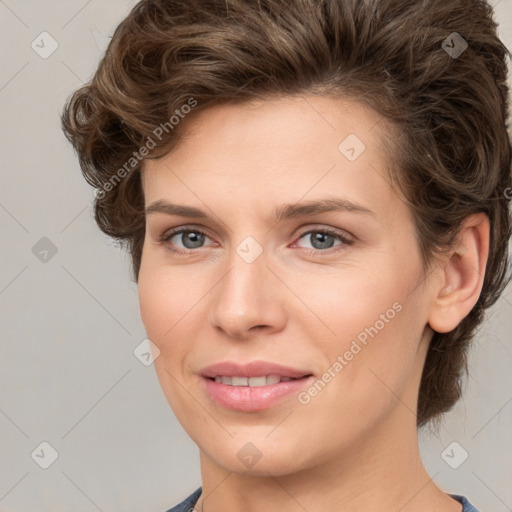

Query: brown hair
61,0,512,427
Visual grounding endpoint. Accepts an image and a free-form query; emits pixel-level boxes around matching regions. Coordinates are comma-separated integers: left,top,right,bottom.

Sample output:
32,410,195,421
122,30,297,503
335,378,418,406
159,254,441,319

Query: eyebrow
145,197,375,222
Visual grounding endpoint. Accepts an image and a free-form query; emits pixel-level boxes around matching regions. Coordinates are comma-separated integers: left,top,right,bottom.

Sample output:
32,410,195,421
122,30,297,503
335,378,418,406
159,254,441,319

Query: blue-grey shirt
163,487,481,511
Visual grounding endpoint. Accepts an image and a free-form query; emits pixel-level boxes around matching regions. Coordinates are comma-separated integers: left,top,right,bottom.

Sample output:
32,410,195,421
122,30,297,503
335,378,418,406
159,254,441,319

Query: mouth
201,371,315,413
199,362,315,411
206,374,313,387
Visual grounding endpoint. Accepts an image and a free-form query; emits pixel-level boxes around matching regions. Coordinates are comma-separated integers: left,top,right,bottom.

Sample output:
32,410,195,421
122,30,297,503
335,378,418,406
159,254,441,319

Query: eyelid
293,224,354,242
161,224,213,240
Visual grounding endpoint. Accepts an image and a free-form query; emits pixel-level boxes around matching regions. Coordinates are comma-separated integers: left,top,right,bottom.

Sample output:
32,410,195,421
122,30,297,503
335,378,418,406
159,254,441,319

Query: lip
200,360,313,379
200,360,314,412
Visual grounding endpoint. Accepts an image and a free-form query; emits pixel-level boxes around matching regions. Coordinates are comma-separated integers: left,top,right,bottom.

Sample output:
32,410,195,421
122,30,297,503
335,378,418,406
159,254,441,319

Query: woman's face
138,95,436,475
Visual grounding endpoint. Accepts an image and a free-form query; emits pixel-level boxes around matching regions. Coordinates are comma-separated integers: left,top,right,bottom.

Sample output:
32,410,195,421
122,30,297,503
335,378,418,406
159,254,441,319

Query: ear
427,213,490,333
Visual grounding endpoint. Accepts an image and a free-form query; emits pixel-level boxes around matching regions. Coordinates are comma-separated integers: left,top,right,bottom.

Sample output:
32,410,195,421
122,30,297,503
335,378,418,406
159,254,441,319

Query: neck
195,406,458,512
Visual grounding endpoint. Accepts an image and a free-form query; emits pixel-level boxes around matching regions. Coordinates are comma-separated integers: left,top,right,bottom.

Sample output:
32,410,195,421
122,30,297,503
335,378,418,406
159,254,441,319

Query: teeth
232,376,248,386
212,374,299,387
248,376,266,387
266,375,281,385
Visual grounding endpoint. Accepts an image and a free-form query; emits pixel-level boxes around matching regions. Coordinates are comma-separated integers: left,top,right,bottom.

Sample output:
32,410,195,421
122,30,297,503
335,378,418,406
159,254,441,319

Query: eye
293,227,354,254
161,227,215,254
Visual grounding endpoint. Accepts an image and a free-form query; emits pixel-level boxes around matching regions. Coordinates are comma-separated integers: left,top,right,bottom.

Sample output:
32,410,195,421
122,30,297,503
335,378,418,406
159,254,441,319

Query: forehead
141,94,401,222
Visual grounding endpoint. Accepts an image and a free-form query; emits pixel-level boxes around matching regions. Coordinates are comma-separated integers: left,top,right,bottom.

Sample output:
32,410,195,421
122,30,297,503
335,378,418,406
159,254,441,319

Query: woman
61,0,511,510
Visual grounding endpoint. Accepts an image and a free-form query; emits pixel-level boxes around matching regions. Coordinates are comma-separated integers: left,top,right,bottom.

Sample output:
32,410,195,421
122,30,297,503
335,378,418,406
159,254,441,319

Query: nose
208,248,287,340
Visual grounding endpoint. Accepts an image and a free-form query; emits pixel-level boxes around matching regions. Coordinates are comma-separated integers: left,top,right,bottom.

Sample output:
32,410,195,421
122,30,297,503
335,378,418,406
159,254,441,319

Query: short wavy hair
61,0,512,427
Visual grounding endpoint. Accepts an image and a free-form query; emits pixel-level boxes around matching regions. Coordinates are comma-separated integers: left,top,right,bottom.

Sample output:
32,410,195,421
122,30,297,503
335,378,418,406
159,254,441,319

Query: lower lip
201,376,315,411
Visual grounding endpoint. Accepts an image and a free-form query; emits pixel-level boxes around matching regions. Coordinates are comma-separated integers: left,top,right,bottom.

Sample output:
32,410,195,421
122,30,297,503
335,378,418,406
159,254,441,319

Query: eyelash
160,225,354,256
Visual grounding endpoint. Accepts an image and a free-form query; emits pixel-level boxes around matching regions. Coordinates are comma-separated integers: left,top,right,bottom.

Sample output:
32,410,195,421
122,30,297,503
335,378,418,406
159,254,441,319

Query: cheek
138,270,167,343
137,259,215,393
137,264,189,365
289,264,405,343
137,264,202,416
294,264,422,402
138,259,199,343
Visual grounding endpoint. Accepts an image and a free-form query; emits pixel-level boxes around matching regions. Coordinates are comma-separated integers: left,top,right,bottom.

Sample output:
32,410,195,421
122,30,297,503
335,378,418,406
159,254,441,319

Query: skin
137,95,489,512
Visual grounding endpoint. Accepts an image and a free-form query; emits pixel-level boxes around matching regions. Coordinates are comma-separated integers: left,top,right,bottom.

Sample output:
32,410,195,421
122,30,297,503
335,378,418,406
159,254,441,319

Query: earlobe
427,213,490,333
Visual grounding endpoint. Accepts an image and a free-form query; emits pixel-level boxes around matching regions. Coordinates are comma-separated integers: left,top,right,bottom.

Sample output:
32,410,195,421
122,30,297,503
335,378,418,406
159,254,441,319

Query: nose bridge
208,238,284,337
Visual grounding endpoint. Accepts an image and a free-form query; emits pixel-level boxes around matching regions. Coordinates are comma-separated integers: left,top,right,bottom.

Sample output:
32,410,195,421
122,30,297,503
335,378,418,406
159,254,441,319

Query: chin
198,434,314,477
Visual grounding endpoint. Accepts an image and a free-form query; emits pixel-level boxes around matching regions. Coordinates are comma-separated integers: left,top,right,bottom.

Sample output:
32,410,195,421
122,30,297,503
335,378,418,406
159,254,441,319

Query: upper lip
200,360,313,379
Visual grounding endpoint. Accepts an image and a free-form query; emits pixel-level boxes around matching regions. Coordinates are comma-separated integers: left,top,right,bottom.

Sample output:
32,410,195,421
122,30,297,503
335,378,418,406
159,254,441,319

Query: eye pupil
182,231,205,249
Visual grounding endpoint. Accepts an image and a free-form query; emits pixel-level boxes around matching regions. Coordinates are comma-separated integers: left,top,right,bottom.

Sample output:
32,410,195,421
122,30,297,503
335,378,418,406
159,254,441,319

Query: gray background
0,1,511,511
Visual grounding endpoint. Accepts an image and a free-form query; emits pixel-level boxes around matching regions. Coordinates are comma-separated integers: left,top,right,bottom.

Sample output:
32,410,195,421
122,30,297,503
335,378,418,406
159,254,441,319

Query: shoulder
162,487,202,512
450,494,481,512
162,489,481,512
